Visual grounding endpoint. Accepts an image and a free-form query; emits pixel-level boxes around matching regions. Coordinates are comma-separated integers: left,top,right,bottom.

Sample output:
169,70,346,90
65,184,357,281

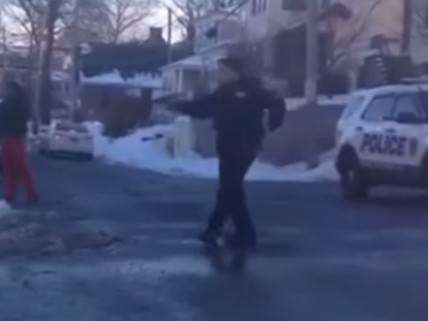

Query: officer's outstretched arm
174,92,218,119
266,93,286,132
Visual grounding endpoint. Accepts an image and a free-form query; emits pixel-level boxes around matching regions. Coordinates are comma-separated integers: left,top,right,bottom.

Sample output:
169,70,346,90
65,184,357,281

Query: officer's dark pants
207,137,260,239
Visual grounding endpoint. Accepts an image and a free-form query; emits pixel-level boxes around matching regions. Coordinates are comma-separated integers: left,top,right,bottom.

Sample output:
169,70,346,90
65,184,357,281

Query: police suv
336,83,428,199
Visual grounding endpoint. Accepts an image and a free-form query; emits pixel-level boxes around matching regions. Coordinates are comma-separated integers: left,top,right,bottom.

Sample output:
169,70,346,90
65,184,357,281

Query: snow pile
287,95,349,111
0,200,14,218
81,70,162,89
86,122,339,183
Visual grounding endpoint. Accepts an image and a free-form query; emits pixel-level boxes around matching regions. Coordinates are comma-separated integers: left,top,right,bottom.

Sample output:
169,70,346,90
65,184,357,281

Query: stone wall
192,104,344,166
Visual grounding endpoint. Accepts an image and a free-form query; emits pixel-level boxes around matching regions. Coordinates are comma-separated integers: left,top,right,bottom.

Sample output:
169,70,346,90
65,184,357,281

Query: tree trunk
305,0,319,105
36,0,61,125
402,0,413,55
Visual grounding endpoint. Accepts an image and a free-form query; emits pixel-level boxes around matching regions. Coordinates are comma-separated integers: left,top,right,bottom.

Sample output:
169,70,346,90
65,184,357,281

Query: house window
282,0,306,11
252,0,268,15
252,0,257,14
425,8,428,28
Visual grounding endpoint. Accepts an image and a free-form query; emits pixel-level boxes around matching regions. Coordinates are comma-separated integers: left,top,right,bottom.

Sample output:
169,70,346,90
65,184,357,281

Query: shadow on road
202,246,249,275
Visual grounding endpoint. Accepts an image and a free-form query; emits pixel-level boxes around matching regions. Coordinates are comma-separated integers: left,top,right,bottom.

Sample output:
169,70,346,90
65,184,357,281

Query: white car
336,83,428,199
39,121,94,160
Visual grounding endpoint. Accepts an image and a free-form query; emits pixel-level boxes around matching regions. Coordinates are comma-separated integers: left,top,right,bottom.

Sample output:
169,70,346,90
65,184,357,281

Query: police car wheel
340,160,369,200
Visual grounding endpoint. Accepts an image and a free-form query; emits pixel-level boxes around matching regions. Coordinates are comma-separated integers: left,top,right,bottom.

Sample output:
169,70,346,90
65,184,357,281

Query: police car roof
353,84,428,99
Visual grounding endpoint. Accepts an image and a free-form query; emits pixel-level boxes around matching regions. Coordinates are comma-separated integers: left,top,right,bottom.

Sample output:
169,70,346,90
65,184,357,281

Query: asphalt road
1,154,428,321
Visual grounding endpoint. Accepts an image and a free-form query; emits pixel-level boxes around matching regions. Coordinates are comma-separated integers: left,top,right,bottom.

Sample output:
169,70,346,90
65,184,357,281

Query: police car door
386,93,426,167
358,95,396,167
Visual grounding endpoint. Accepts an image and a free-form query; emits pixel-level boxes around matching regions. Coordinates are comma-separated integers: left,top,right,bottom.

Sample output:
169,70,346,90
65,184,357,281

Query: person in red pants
0,81,39,204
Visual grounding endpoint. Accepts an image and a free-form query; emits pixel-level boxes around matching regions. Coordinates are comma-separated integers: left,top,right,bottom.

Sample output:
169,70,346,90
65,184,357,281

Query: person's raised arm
174,91,220,119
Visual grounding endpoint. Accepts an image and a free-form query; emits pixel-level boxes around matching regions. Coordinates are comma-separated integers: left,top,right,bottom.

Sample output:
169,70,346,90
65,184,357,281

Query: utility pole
70,0,81,120
305,0,319,105
167,7,173,64
402,0,413,55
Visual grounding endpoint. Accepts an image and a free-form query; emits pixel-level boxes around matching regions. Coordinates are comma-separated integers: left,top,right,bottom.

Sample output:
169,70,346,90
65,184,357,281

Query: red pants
1,138,38,202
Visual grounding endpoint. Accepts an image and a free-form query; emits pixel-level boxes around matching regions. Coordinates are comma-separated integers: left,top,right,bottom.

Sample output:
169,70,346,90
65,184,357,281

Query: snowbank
86,122,339,183
0,200,14,218
287,95,349,111
81,70,162,89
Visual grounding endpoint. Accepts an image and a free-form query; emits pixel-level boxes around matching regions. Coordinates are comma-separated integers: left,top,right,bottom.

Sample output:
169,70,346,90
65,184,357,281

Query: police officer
175,56,285,248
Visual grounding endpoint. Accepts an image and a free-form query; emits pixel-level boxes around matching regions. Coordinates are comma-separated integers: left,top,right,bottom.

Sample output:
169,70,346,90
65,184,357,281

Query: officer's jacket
177,77,286,144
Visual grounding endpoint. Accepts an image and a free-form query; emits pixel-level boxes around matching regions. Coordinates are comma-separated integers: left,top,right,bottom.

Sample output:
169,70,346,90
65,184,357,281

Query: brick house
243,0,428,92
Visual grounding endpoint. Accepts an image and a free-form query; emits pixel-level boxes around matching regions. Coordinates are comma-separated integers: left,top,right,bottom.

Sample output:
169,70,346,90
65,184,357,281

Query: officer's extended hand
167,99,190,113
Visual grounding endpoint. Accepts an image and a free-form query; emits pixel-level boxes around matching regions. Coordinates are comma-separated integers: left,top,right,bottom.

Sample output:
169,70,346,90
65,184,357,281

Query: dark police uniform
177,76,285,247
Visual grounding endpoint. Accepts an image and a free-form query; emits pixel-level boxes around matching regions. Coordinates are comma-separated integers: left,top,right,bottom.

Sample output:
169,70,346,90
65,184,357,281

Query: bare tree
36,0,64,125
305,0,319,104
413,0,428,43
59,0,112,44
170,0,207,43
4,0,46,70
103,0,154,43
170,0,244,43
5,0,67,124
4,0,45,47
402,0,413,54
3,0,51,126
327,0,384,71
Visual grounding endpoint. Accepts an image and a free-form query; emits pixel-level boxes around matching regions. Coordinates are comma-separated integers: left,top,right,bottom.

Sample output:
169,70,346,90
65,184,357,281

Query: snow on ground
80,70,162,89
86,122,339,183
287,95,349,111
0,201,14,218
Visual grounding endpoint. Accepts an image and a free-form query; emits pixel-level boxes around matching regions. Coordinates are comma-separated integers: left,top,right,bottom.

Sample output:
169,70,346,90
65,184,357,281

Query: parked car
39,121,94,160
335,83,428,200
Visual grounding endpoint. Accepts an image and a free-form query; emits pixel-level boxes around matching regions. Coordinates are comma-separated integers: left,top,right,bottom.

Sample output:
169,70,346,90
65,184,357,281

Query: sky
146,1,184,42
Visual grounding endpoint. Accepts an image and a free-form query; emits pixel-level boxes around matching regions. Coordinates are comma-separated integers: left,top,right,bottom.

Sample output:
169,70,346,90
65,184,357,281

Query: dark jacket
177,77,286,149
0,96,30,138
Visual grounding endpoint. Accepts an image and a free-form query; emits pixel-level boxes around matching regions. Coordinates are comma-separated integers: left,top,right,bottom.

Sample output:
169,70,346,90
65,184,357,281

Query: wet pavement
1,155,428,320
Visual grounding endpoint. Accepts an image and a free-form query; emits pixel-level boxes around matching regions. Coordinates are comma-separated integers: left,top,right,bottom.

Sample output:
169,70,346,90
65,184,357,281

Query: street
1,154,428,321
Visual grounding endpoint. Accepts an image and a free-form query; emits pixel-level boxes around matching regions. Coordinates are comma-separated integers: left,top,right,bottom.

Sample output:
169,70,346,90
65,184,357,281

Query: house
160,10,245,99
161,55,208,99
243,0,428,92
326,0,428,87
244,0,308,42
80,70,162,125
79,27,174,125
410,0,428,67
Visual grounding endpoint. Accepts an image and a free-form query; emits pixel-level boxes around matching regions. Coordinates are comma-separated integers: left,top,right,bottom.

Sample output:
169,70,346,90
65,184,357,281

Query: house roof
162,55,204,70
162,49,228,71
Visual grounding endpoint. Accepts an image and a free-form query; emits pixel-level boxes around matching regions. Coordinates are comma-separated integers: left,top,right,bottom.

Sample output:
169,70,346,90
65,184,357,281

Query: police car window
342,95,365,119
362,96,395,122
393,95,424,119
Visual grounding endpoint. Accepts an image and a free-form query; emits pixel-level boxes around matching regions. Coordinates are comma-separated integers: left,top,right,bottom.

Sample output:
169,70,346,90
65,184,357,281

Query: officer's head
4,81,23,100
217,57,244,86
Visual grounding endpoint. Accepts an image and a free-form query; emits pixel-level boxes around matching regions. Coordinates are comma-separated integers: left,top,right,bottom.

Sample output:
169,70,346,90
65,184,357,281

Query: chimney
149,27,162,41
145,27,166,47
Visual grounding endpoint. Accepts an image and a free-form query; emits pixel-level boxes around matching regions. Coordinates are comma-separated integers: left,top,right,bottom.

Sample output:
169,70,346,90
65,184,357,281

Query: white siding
194,14,245,54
